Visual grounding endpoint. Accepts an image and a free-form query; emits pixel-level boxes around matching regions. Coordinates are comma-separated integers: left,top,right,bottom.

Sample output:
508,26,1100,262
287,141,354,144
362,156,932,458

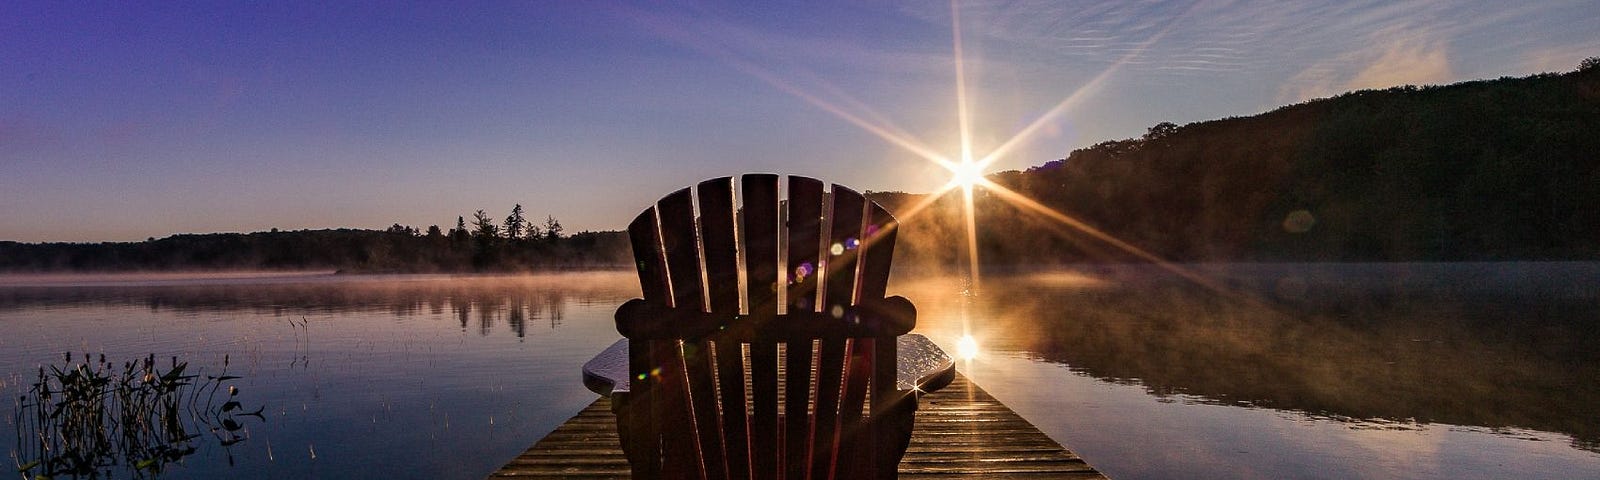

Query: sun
949,159,985,190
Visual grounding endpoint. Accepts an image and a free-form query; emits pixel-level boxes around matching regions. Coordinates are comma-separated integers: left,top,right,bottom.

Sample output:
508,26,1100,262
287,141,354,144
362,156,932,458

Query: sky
3,1,1597,243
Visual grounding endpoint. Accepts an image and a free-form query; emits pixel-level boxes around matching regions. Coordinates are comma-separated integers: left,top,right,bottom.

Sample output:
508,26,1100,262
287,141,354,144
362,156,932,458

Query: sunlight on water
956,334,979,361
3,266,1598,479
895,263,1600,480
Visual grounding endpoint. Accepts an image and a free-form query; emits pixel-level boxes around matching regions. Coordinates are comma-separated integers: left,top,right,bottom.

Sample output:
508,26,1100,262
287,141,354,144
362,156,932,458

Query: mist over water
2,266,1597,479
1,273,638,479
900,262,1600,479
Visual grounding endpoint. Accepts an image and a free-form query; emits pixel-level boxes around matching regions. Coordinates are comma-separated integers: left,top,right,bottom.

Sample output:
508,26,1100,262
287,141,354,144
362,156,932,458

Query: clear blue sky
4,1,1597,242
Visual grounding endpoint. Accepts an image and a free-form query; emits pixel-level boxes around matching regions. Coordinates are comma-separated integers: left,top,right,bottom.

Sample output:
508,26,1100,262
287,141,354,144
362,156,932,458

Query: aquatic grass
12,352,263,479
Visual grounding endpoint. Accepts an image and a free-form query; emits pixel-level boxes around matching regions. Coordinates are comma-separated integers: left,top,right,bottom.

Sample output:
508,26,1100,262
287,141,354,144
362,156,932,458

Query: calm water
2,264,1598,479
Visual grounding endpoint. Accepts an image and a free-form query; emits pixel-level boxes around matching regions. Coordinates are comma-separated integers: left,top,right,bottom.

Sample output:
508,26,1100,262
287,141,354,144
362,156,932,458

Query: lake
2,264,1598,479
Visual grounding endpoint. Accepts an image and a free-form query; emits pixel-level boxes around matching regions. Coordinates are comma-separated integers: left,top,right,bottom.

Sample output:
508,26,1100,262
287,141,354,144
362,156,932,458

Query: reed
12,352,263,479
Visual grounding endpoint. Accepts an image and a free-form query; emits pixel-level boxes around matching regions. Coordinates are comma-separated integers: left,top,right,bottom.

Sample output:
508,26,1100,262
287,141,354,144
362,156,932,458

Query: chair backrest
616,174,911,480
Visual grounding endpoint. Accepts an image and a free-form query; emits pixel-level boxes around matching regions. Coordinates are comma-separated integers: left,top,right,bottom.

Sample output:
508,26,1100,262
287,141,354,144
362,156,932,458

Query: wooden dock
491,373,1106,479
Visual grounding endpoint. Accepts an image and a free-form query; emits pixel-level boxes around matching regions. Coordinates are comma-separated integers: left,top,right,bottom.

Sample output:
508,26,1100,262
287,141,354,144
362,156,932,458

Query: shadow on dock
491,373,1106,479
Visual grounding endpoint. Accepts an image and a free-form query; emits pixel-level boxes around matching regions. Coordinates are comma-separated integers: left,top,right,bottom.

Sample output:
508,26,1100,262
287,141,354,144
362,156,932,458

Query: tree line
7,60,1599,272
875,59,1600,266
0,205,632,272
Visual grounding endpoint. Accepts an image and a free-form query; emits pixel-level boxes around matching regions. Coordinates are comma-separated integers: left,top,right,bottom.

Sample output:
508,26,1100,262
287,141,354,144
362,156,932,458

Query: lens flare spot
957,335,979,361
1283,209,1316,233
830,243,845,256
793,262,814,282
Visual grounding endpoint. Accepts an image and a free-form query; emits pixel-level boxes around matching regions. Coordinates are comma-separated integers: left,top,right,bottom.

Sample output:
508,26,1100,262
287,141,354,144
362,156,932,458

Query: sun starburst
628,0,1218,299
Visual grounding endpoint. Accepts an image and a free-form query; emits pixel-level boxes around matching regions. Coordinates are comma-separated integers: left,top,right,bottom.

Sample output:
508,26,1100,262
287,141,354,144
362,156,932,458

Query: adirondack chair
612,174,925,479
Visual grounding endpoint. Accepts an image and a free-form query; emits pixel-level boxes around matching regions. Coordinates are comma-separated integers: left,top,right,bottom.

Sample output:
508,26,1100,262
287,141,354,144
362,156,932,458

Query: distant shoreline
0,267,636,288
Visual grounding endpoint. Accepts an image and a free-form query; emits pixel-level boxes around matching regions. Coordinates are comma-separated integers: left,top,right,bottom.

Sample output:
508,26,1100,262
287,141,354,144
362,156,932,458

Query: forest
4,60,1598,271
879,59,1600,267
0,207,632,272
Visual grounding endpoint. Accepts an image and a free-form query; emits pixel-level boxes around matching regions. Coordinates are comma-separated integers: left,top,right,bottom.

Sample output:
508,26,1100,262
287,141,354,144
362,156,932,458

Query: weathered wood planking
490,373,1107,479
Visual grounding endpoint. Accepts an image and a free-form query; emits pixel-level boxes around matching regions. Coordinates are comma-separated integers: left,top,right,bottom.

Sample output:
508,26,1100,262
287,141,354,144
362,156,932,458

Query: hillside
877,62,1600,265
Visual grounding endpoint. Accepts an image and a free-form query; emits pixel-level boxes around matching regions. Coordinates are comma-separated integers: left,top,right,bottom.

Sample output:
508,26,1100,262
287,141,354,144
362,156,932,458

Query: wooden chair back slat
619,174,913,480
742,174,780,316
858,203,898,302
629,209,671,306
623,210,667,477
739,175,781,478
823,185,865,314
864,203,902,477
699,177,752,480
785,176,825,314
659,188,730,479
698,177,741,314
836,339,871,445
658,188,705,312
656,189,717,478
809,185,866,477
783,176,825,480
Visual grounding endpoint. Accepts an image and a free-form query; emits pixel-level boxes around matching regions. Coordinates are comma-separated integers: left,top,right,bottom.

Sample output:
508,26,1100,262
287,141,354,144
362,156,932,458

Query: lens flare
622,1,1228,306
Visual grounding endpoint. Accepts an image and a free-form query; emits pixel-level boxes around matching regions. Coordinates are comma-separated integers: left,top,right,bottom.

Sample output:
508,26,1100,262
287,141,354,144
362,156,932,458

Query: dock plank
490,373,1105,478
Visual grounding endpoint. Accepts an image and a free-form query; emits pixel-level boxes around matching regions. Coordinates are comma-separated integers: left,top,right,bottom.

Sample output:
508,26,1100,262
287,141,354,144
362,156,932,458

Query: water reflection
0,273,629,340
902,263,1600,453
0,272,638,479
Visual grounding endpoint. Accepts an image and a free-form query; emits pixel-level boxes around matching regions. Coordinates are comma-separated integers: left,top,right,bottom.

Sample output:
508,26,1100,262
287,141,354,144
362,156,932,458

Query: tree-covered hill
877,61,1600,265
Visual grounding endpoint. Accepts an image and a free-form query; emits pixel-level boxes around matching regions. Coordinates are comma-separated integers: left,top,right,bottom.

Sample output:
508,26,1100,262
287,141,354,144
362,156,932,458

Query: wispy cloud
1279,25,1455,102
1521,40,1600,74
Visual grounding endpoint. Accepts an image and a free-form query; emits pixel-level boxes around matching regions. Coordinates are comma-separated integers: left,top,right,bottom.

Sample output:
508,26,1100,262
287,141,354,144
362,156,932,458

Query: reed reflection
903,263,1600,453
12,353,264,479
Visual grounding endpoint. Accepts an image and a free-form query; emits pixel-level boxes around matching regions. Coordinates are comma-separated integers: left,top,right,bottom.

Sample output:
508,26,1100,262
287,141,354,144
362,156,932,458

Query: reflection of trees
904,266,1600,451
0,275,634,340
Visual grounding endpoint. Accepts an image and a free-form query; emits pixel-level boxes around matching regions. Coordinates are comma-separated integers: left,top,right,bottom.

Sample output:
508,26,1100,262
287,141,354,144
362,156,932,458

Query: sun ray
951,1,975,166
949,0,985,292
961,182,981,291
734,63,958,170
624,2,1240,299
614,5,957,171
975,2,1197,170
980,180,1227,292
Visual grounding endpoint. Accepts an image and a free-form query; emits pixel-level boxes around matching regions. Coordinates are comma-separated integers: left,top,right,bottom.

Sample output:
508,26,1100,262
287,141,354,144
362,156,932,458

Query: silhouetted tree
426,225,443,238
504,204,526,241
1580,56,1600,72
450,216,470,244
470,210,500,268
523,223,542,243
471,210,498,239
1144,121,1179,141
544,215,563,242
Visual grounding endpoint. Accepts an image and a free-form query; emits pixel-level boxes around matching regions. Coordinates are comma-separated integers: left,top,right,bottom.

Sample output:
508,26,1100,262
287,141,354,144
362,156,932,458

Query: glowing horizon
5,3,1596,242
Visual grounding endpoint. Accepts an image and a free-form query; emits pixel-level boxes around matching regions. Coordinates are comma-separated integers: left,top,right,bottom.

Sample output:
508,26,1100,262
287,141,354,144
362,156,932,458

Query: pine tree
470,210,500,269
451,216,470,243
504,204,526,241
544,215,563,242
471,210,498,238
